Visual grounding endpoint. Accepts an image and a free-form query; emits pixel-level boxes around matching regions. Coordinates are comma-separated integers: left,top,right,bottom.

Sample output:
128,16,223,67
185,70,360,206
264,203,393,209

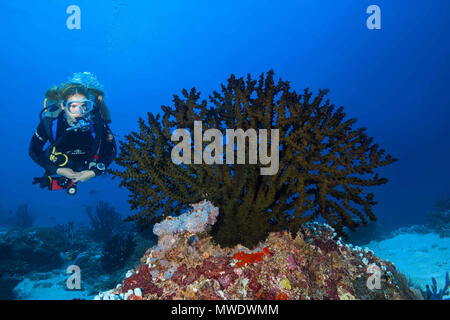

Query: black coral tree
111,70,397,249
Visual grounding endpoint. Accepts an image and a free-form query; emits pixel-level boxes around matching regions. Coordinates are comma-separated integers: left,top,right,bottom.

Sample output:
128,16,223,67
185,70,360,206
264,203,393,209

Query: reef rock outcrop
95,201,421,300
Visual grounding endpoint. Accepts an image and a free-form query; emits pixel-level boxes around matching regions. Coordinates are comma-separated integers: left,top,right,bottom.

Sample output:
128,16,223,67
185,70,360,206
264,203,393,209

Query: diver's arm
73,170,95,183
56,168,81,180
28,122,59,175
94,124,117,174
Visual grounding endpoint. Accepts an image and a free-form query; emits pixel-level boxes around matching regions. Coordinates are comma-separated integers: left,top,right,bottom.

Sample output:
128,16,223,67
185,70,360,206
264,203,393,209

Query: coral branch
111,70,397,248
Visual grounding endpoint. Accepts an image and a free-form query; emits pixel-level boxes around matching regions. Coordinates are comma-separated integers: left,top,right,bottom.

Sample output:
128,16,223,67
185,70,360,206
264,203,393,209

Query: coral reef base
96,201,421,300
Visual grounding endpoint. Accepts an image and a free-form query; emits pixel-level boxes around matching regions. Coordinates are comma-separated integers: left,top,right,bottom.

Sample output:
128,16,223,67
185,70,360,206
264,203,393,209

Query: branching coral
85,201,125,241
111,70,397,248
433,196,450,212
424,272,450,300
54,221,75,241
101,233,136,273
13,204,36,230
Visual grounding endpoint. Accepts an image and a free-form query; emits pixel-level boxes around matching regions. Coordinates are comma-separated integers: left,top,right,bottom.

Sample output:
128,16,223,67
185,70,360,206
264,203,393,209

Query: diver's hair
61,84,89,102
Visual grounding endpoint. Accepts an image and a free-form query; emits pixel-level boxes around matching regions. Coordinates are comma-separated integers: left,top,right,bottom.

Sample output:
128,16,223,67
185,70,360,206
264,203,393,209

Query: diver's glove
32,176,52,189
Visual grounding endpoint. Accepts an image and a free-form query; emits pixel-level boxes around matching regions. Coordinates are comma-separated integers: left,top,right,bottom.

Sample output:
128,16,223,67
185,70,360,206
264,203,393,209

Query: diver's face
61,93,88,122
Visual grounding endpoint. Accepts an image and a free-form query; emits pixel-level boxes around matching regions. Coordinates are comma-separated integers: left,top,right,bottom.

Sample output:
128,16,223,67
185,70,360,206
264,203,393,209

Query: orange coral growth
127,294,145,300
275,291,289,300
232,247,270,267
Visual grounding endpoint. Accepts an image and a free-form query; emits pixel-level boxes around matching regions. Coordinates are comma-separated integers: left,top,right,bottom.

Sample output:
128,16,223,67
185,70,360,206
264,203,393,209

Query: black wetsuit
29,112,116,176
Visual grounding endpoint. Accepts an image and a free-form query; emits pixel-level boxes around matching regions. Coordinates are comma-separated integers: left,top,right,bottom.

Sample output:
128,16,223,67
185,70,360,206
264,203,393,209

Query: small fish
88,189,100,196
60,252,73,261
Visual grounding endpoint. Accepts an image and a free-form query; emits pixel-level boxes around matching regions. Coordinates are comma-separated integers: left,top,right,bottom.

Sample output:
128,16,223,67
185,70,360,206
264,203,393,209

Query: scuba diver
29,72,117,195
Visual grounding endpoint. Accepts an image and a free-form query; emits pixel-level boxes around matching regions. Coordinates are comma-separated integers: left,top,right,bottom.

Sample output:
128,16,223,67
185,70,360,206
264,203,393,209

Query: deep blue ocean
0,0,449,300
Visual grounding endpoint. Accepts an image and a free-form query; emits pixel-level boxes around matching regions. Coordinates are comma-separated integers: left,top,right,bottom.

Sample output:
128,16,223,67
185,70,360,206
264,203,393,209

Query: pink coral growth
123,264,163,296
287,255,297,270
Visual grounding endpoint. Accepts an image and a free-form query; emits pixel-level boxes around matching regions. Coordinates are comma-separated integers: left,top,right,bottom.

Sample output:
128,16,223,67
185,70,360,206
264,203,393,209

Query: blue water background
0,0,449,230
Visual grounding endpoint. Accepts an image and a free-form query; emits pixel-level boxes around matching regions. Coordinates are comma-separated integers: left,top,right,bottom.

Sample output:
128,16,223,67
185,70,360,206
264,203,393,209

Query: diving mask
64,99,94,115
